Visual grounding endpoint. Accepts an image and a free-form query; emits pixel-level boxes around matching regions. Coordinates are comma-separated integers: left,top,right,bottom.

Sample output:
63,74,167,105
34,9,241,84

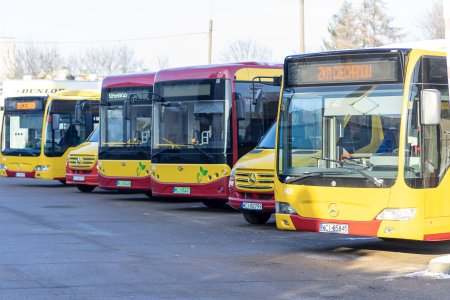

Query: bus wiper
284,170,351,184
314,157,384,187
176,143,213,158
3,149,38,157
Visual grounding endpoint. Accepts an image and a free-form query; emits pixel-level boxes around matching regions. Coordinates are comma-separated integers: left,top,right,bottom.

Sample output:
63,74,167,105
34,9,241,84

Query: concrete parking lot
1,177,450,299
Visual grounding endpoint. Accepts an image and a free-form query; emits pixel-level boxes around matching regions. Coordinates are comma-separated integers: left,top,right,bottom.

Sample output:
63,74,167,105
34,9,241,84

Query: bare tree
4,42,64,79
323,0,405,50
69,43,143,76
323,1,360,50
218,39,273,63
418,0,444,39
155,54,170,70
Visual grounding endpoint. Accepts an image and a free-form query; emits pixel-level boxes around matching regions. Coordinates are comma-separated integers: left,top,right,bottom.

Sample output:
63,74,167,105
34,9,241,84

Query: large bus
0,90,100,180
151,62,282,207
97,73,155,195
274,43,450,241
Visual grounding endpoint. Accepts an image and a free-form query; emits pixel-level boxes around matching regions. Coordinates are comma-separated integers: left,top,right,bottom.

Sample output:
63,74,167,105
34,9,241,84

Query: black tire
243,211,272,224
76,184,96,193
58,179,66,184
202,199,227,208
144,191,153,198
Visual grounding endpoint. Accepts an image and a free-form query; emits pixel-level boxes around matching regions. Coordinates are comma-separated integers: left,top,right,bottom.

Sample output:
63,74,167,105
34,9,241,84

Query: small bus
151,62,282,207
0,90,100,181
228,121,276,224
97,73,155,195
65,127,99,192
275,42,450,241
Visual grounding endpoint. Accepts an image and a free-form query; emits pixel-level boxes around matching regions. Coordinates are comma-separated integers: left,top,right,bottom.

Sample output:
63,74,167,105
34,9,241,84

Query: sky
0,0,434,72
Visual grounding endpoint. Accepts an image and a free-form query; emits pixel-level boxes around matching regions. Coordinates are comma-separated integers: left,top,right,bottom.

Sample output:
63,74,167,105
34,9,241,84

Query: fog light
0,164,7,170
384,227,394,234
34,165,50,172
276,202,298,215
376,208,416,221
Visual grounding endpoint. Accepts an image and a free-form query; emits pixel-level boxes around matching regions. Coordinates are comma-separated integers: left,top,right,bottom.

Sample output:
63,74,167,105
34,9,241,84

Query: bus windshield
44,100,99,157
152,79,231,163
256,121,276,149
99,87,152,160
278,84,403,187
1,97,46,157
2,112,44,156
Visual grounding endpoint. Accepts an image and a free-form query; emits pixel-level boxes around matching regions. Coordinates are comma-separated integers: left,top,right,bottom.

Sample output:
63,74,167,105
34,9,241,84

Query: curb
428,255,450,274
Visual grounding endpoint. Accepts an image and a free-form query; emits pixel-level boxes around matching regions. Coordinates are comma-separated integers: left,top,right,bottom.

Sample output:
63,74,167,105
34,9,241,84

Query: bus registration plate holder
15,172,25,178
241,202,263,211
73,175,85,182
319,223,349,234
173,187,190,194
117,180,131,188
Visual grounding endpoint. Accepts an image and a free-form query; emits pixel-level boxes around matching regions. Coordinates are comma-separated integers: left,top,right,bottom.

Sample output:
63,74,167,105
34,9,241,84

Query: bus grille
235,169,274,191
68,155,96,169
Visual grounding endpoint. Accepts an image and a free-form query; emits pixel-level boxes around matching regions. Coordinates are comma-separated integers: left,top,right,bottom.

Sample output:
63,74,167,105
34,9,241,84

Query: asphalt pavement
1,177,450,299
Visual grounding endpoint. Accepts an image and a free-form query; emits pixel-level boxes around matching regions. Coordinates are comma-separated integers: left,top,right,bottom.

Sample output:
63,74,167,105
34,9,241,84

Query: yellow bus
0,90,100,181
275,43,450,241
151,62,281,207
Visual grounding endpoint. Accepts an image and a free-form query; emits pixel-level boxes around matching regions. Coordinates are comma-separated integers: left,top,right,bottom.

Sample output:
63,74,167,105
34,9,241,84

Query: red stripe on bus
289,215,382,237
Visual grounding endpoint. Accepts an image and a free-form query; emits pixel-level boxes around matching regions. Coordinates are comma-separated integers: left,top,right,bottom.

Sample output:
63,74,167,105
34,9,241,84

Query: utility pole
208,19,213,64
299,0,305,53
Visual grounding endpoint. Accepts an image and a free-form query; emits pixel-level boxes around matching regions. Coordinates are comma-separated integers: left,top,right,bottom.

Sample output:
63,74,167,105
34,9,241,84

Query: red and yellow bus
151,62,282,207
0,90,100,181
97,73,155,195
275,43,450,241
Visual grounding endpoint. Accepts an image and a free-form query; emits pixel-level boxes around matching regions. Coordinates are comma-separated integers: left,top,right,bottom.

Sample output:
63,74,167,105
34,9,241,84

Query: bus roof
102,72,156,88
154,62,282,82
286,40,446,61
50,89,100,99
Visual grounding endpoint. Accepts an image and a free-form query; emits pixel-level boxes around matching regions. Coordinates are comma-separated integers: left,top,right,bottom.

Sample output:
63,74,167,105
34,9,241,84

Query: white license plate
173,187,190,194
15,172,25,178
319,223,349,234
241,202,263,211
117,180,131,188
72,175,85,182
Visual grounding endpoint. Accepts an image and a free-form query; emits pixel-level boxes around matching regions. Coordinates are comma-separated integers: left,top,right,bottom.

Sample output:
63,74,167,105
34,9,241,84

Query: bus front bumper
228,189,275,212
152,177,229,199
98,174,151,190
66,166,98,186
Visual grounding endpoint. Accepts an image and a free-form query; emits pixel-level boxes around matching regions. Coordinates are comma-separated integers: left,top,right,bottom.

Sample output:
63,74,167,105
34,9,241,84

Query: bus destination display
287,56,399,86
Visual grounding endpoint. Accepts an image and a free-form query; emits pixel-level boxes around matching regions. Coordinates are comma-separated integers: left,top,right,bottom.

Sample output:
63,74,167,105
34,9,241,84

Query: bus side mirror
421,89,441,125
52,114,61,130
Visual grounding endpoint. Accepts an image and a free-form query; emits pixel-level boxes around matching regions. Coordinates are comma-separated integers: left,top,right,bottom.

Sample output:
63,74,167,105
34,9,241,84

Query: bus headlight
34,165,50,172
375,208,416,221
228,168,236,188
0,164,7,170
276,202,298,215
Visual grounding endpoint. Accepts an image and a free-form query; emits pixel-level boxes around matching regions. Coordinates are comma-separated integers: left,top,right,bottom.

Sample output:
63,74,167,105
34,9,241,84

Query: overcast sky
0,0,432,70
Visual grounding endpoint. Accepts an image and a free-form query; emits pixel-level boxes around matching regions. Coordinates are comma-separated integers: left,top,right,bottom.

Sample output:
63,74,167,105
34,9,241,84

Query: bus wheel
76,184,96,193
202,200,227,208
59,179,66,185
144,191,153,198
243,211,272,224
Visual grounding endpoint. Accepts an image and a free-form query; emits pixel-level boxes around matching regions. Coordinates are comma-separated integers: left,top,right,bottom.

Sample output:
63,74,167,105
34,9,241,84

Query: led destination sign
16,101,37,110
5,98,45,111
287,54,400,86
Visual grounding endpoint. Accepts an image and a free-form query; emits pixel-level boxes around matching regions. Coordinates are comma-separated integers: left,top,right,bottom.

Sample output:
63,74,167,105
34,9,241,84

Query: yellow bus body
1,90,99,181
275,45,450,241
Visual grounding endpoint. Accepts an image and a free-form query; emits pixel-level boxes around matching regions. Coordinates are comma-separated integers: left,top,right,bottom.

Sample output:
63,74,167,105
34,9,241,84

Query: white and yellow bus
275,42,450,241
